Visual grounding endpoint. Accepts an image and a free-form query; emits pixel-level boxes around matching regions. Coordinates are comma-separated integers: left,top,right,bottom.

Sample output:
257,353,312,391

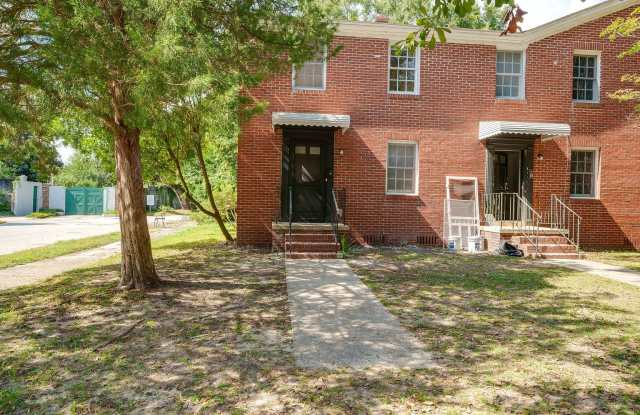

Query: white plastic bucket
468,237,483,253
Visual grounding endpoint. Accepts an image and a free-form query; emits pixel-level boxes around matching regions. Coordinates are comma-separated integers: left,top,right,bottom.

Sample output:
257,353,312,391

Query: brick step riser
521,245,578,254
513,237,569,245
279,230,336,235
286,243,340,253
537,253,583,260
287,252,338,259
285,234,336,243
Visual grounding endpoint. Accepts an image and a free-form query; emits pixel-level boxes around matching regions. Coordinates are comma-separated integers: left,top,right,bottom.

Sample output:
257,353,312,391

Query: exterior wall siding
237,7,640,249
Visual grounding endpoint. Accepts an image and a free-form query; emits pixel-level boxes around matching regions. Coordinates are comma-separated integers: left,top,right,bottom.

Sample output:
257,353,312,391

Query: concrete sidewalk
285,259,435,370
0,224,191,291
545,258,640,288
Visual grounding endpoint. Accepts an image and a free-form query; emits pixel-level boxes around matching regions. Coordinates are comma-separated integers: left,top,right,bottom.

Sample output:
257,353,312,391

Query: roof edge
336,0,639,48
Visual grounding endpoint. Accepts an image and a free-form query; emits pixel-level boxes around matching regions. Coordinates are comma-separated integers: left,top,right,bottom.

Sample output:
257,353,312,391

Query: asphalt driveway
0,215,186,255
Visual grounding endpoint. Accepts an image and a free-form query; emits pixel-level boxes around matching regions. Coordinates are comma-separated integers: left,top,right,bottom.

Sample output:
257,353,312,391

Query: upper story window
573,52,600,102
292,51,326,91
570,149,598,198
496,51,524,99
386,141,418,195
388,45,420,95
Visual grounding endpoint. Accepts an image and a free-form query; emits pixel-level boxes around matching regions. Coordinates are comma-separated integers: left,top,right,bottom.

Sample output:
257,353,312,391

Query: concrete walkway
285,259,435,370
0,224,190,291
545,259,640,288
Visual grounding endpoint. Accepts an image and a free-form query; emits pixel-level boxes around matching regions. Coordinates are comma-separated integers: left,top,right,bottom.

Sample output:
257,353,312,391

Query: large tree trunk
115,128,160,290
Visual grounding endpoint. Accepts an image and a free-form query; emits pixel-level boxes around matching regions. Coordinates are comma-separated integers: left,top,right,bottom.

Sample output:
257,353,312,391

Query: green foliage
27,209,61,219
27,212,56,219
337,0,508,30
1,0,337,255
405,0,513,49
340,233,352,256
602,7,640,114
0,191,10,211
0,385,25,413
53,153,115,188
0,136,61,182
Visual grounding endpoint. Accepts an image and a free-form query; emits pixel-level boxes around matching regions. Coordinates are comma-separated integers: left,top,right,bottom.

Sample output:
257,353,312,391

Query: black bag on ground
499,241,524,257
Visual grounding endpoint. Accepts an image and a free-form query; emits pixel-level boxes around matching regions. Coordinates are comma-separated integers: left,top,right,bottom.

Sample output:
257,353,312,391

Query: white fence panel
12,175,41,216
49,186,66,212
103,187,116,212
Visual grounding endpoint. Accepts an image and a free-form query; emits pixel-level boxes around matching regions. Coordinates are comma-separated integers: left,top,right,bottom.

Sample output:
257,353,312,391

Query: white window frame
570,147,600,199
291,48,327,91
385,140,419,196
496,49,526,100
387,43,421,95
572,50,601,103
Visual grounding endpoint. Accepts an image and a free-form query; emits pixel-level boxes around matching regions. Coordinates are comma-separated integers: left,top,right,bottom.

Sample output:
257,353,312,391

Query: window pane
387,143,417,193
496,52,522,98
389,46,417,93
573,54,598,101
295,145,306,155
293,50,325,90
570,150,597,196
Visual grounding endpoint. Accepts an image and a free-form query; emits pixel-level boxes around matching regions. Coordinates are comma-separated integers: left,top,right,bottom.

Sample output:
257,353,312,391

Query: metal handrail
484,192,542,256
287,186,293,257
545,194,581,252
328,188,342,247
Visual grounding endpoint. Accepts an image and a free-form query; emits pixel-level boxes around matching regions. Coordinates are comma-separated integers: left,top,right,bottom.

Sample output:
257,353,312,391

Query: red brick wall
237,7,640,249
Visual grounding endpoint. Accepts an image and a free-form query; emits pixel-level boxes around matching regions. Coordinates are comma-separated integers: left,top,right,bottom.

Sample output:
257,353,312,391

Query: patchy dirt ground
1,229,639,414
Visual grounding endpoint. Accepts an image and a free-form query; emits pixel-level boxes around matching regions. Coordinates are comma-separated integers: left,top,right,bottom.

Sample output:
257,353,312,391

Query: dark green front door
65,187,103,215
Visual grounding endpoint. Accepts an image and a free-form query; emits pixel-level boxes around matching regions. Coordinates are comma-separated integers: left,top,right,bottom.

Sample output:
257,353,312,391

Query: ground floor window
570,149,598,197
386,141,418,195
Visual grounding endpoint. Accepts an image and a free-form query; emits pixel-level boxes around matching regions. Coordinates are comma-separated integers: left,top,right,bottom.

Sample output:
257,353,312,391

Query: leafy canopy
602,7,640,114
53,153,115,188
337,0,509,30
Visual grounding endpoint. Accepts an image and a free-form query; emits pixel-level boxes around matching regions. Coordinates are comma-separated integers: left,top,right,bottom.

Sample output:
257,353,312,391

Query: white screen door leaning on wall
443,176,480,249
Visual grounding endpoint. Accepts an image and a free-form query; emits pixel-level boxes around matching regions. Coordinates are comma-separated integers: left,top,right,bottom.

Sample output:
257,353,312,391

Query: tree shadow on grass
1,245,639,413
348,249,640,413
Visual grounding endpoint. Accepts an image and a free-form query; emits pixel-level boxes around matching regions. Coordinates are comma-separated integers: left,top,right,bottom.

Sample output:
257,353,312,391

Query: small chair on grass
153,213,166,228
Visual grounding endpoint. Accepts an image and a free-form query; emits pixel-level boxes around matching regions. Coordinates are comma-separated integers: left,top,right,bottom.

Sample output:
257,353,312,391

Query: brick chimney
375,15,389,24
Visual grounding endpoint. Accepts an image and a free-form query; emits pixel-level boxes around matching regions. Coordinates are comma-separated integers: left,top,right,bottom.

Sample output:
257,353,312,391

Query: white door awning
272,112,351,132
479,121,570,140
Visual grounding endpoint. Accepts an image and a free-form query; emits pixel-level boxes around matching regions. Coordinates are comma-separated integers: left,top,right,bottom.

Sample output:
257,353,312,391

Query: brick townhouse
237,0,640,258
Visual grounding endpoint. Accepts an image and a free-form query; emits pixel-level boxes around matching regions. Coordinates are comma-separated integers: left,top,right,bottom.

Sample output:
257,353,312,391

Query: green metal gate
65,187,104,215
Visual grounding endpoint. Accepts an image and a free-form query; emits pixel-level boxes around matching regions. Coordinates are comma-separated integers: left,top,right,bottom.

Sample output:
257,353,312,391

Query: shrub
0,190,10,211
27,209,60,219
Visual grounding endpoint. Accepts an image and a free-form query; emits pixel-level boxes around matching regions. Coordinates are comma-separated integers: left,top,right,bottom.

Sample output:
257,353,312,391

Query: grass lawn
0,232,121,270
586,250,640,272
1,230,639,414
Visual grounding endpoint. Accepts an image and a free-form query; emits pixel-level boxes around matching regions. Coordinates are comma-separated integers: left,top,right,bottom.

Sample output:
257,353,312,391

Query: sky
519,0,608,30
55,0,609,165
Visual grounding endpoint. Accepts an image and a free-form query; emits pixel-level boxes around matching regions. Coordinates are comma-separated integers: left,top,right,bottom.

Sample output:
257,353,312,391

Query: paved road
285,259,436,370
0,215,187,255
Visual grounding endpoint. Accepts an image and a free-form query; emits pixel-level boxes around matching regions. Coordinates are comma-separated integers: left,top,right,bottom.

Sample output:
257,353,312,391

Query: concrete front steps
285,230,340,259
513,235,582,259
